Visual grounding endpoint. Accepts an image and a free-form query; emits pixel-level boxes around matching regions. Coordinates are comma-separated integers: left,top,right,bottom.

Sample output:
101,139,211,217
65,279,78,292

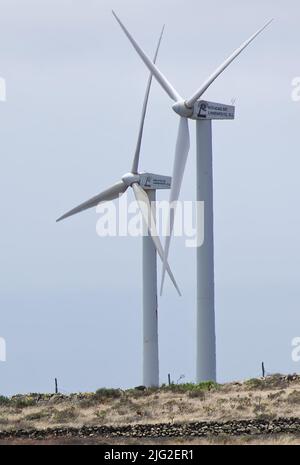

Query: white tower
142,189,159,386
194,102,235,381
139,175,177,387
196,119,216,381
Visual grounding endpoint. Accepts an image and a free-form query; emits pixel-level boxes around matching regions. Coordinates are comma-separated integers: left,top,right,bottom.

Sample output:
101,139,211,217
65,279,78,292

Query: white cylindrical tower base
196,120,217,382
142,189,159,387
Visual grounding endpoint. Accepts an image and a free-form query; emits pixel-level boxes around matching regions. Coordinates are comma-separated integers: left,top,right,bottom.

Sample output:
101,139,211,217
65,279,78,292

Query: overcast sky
0,0,300,395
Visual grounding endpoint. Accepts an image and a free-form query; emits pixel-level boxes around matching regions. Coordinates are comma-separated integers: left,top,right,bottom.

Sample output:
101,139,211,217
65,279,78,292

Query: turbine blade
132,182,181,296
186,19,274,107
160,117,190,296
131,25,165,174
56,181,127,222
112,10,182,103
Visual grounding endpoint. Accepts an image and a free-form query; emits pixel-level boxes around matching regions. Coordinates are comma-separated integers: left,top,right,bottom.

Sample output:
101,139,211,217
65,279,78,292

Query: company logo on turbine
0,337,6,362
195,101,235,120
95,194,204,249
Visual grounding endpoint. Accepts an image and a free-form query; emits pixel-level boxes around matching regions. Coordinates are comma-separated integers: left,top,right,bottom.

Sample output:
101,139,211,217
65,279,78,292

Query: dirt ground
0,433,300,445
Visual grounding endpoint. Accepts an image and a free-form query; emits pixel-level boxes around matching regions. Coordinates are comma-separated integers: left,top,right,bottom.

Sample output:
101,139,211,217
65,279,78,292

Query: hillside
1,374,300,444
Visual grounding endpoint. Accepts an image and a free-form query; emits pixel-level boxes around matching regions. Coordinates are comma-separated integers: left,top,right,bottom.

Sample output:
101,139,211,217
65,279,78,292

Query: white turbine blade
186,19,274,107
160,117,190,296
132,25,165,174
132,182,181,296
57,181,127,222
112,10,182,103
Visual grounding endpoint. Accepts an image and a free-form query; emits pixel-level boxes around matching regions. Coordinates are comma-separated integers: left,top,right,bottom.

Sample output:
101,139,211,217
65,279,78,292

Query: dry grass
0,375,300,432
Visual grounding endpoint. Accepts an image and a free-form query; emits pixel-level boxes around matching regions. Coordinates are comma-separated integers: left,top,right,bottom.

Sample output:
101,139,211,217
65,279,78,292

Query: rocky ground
1,374,300,444
0,417,300,442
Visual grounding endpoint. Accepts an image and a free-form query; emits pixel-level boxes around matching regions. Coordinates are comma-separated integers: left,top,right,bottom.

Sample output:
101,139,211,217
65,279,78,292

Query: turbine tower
113,11,272,382
57,28,180,388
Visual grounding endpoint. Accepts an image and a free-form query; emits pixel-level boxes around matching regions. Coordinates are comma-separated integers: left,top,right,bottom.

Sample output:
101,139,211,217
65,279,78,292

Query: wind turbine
112,11,272,382
57,27,180,388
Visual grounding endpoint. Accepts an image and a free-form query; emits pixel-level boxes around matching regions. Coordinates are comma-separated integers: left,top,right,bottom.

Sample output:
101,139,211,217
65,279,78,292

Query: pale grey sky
0,0,300,395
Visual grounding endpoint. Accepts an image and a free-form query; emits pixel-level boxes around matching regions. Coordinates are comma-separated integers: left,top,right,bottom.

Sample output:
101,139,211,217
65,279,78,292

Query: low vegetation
0,375,299,432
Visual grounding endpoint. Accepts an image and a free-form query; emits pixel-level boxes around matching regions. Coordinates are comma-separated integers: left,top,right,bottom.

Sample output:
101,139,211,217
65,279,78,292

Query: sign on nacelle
192,100,235,120
139,173,171,190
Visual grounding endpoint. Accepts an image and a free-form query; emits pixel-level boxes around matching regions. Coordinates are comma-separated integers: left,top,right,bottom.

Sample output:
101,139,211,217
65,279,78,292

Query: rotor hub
172,100,193,118
121,172,140,187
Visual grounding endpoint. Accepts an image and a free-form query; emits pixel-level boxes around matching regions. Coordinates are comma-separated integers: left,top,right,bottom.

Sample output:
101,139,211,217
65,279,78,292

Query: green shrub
0,416,9,425
25,410,50,421
52,407,78,423
246,375,287,391
187,390,205,399
287,390,300,404
95,409,107,421
78,397,98,408
163,381,219,393
95,388,122,399
264,375,288,390
125,388,145,399
245,378,265,389
268,390,284,400
0,395,10,406
11,396,37,408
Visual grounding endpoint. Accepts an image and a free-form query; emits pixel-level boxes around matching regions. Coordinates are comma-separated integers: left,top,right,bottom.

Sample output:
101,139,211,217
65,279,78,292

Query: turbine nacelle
122,172,172,190
139,172,172,190
172,99,236,120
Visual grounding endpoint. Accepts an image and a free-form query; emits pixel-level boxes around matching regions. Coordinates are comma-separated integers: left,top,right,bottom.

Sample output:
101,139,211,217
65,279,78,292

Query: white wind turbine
113,11,272,382
57,27,180,388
